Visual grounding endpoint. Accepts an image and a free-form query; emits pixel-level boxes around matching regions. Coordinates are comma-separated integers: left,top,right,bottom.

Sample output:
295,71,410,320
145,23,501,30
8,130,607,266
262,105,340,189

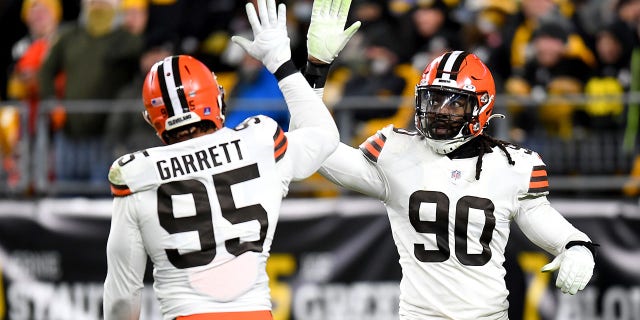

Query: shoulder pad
358,125,394,163
108,157,133,197
510,149,549,196
233,115,278,132
233,115,287,161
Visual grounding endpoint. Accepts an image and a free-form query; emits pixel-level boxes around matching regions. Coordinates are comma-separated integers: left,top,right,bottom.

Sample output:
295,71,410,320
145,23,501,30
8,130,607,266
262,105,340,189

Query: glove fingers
230,36,252,53
343,21,361,38
329,0,341,16
312,0,329,18
541,256,561,272
245,2,262,34
337,0,353,24
267,0,278,27
277,3,287,29
257,0,269,27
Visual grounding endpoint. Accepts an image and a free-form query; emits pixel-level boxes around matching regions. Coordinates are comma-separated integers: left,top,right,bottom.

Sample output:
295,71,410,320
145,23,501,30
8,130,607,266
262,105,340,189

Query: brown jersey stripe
273,127,288,162
110,183,132,197
528,165,549,192
359,132,387,163
531,165,547,177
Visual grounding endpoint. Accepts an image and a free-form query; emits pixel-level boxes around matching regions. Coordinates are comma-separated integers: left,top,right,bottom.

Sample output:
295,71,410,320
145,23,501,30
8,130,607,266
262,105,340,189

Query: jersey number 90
409,190,495,266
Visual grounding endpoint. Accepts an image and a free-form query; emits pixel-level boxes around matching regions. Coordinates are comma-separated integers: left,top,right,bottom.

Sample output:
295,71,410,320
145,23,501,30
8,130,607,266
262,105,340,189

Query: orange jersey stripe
177,310,273,320
110,183,132,197
372,135,385,148
359,132,386,162
364,142,380,158
529,180,549,189
273,127,288,161
274,138,288,161
531,169,547,177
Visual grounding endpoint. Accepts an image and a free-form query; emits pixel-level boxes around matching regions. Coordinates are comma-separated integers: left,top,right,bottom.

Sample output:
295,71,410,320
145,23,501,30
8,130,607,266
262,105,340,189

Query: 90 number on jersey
409,190,496,266
157,163,268,269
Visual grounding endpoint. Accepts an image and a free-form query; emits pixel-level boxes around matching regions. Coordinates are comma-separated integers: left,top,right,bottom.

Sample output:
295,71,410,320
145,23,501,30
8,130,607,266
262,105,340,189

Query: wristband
303,60,331,89
274,60,298,82
565,240,600,257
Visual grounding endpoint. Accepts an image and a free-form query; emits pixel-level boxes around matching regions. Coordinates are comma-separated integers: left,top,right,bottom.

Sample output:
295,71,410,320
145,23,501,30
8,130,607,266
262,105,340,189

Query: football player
294,0,598,319
102,1,339,319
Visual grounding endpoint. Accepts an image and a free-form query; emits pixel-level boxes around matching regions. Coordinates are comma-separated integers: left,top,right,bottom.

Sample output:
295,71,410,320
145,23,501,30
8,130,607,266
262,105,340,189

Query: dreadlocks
474,134,516,180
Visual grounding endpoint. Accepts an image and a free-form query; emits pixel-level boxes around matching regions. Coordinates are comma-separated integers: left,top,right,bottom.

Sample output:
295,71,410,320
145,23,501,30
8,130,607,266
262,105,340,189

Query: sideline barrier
1,93,639,197
0,197,638,320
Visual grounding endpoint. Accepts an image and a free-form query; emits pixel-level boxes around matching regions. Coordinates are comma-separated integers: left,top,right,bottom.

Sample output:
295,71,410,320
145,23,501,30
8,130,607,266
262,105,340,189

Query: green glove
307,0,361,64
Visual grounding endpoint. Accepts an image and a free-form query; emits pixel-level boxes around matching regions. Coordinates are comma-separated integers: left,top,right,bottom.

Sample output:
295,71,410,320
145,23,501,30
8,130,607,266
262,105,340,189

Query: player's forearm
277,64,339,147
516,199,591,256
319,144,387,199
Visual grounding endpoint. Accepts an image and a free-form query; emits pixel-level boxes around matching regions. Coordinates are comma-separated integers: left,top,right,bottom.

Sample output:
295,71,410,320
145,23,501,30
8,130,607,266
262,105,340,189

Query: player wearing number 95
295,0,598,319
102,1,339,319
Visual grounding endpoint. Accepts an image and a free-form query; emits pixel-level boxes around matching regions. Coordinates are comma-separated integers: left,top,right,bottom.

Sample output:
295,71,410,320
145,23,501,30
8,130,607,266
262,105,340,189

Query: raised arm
232,0,339,180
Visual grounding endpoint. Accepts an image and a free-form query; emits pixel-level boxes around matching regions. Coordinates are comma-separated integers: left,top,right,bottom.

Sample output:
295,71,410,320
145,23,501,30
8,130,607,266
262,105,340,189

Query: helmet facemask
416,87,479,148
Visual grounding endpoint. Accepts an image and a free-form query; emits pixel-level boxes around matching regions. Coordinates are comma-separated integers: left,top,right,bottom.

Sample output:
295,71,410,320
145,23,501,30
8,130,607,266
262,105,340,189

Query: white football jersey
319,125,590,320
103,71,338,320
104,118,329,319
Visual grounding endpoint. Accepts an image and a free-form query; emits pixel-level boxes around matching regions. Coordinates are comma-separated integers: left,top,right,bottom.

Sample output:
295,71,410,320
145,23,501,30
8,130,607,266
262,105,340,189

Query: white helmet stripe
161,56,184,117
439,50,463,80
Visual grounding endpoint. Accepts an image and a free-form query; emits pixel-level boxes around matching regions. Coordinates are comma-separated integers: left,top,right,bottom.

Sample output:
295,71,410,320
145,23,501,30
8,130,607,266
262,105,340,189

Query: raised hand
307,0,361,64
231,0,291,73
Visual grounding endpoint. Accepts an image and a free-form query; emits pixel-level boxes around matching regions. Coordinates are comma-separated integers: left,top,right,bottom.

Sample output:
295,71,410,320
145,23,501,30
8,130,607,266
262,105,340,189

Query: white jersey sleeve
277,72,339,181
103,195,147,320
514,152,591,256
317,126,398,200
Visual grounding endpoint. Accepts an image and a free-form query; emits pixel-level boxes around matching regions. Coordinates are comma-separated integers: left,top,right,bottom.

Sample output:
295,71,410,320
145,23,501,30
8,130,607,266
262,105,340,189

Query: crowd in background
0,0,640,197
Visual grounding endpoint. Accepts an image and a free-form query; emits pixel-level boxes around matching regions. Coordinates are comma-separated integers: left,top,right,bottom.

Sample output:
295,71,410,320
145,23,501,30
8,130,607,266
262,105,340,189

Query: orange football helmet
415,51,497,154
142,55,226,143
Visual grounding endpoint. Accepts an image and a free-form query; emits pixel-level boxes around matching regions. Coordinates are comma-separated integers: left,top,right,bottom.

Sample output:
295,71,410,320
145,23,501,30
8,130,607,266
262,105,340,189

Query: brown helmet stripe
435,51,452,78
448,51,470,80
156,61,175,117
171,56,190,114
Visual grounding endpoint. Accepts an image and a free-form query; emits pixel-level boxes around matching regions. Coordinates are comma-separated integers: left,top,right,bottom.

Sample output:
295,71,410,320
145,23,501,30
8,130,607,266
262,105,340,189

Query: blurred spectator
38,0,143,183
105,43,170,157
580,22,635,132
7,0,64,136
339,0,403,65
224,53,289,130
489,0,595,88
143,0,238,71
120,0,148,36
505,21,592,141
336,40,406,140
614,0,640,48
400,0,462,71
461,0,517,63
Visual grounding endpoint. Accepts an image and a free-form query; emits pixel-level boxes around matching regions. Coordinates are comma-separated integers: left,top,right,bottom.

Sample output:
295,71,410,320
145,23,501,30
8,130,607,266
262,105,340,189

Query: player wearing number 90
102,1,339,319
295,0,598,319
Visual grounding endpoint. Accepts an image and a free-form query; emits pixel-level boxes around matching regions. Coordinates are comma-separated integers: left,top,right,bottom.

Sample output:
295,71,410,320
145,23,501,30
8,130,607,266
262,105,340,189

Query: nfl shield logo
451,170,461,180
204,107,211,115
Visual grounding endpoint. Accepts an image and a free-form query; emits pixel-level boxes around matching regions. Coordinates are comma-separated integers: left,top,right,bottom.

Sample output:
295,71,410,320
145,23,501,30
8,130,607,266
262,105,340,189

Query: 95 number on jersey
157,163,268,269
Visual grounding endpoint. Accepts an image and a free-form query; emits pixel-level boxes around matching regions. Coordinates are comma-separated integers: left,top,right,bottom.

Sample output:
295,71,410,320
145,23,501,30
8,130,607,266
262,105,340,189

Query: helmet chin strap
426,114,505,155
426,135,474,154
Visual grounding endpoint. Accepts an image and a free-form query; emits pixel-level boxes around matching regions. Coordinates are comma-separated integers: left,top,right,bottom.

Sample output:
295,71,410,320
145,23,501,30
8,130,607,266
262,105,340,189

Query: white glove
231,0,291,73
307,0,361,64
541,245,595,294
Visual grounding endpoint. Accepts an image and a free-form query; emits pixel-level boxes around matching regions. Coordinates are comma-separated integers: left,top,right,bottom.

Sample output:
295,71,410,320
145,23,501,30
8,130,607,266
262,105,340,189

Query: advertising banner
0,198,638,320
